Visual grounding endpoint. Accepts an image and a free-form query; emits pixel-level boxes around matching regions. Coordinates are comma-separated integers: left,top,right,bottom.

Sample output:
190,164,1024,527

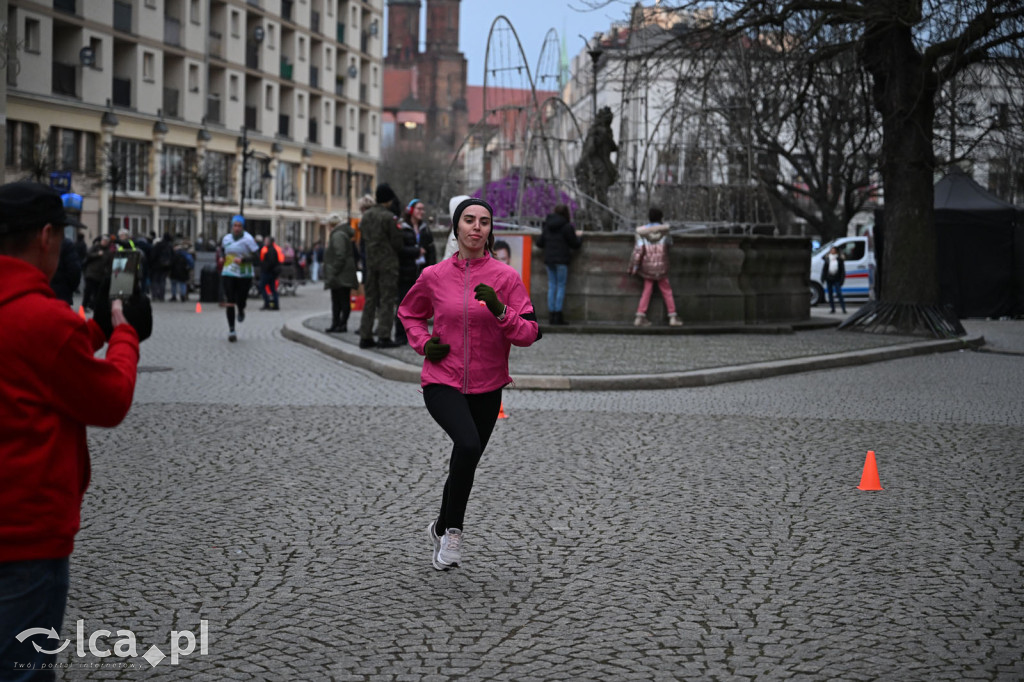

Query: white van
809,236,875,306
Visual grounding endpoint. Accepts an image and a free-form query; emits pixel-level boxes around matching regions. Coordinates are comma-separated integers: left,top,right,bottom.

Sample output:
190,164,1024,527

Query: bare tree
585,0,1024,335
379,143,461,223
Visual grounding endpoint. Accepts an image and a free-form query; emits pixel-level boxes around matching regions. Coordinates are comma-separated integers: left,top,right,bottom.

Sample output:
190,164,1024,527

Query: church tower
425,0,460,54
386,0,421,66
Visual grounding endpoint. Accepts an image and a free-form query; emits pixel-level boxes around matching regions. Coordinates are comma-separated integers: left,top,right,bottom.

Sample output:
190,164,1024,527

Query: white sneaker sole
427,521,453,571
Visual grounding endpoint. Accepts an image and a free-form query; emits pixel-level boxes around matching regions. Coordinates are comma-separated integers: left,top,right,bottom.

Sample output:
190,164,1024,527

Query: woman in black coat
394,199,437,344
535,204,581,324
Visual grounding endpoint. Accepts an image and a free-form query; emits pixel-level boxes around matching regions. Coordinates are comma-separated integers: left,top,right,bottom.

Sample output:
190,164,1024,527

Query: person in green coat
323,212,359,333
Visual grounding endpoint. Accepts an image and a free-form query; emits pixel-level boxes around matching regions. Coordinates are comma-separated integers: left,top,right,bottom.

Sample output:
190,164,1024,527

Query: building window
198,151,232,201
243,156,268,202
145,0,157,8
298,93,305,118
143,52,155,81
276,162,297,203
371,66,377,87
371,114,377,135
299,36,306,61
24,18,41,53
5,120,39,170
188,64,200,92
331,168,345,197
45,127,99,173
229,74,239,101
190,0,200,24
268,24,275,50
307,165,325,195
266,84,274,110
89,37,103,70
230,10,240,37
110,138,152,194
160,144,197,199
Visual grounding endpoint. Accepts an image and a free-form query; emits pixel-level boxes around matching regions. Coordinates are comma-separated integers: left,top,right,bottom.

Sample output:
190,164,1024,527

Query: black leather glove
473,283,505,317
93,276,153,342
424,336,450,362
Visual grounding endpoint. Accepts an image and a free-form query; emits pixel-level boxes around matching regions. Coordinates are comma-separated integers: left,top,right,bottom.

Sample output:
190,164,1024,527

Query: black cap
375,183,396,205
0,182,68,235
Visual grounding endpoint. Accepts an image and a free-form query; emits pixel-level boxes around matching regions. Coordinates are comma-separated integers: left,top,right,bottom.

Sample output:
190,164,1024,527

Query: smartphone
108,250,141,300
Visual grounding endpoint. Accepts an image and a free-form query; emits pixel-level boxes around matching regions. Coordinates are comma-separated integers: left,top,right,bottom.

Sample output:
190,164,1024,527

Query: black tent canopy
934,170,1024,318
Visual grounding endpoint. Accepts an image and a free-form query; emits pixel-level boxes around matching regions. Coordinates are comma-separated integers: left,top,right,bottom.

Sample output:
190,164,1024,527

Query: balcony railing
336,23,344,44
113,77,131,107
114,1,132,32
164,17,181,46
245,106,258,130
360,32,368,53
335,78,344,97
358,132,366,153
281,0,293,22
207,96,221,124
278,114,290,138
52,62,76,97
163,87,179,118
308,118,318,144
311,11,320,33
280,59,293,80
310,65,319,89
359,83,367,103
209,30,223,58
246,44,259,70
334,126,342,148
54,0,76,14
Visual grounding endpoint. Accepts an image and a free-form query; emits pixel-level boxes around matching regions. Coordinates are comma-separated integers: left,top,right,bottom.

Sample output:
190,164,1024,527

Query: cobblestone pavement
57,288,1024,680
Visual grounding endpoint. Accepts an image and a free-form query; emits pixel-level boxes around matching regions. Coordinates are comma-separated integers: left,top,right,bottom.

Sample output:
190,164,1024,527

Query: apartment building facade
3,0,384,247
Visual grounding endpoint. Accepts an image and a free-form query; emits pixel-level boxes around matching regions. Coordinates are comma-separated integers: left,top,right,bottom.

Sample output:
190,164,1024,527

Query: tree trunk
844,4,963,337
860,8,938,305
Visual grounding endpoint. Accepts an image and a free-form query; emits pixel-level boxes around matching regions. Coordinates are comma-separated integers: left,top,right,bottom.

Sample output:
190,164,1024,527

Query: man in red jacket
0,182,140,679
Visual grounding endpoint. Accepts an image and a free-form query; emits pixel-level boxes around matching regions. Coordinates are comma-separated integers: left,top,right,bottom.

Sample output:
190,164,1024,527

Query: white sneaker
427,520,447,571
228,330,237,342
668,313,683,327
437,528,462,568
633,313,650,327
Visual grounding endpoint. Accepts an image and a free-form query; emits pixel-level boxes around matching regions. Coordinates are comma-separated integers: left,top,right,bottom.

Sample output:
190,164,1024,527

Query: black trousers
330,286,351,327
423,384,503,534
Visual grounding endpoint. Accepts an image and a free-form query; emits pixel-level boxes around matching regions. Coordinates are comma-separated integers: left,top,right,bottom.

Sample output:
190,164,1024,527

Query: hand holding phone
111,299,127,328
108,251,141,300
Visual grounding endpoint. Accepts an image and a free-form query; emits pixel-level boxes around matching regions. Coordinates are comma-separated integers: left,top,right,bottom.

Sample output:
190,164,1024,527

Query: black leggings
222,276,250,328
423,384,503,534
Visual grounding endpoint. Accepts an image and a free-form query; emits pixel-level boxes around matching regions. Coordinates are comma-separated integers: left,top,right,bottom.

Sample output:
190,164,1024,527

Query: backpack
156,243,173,269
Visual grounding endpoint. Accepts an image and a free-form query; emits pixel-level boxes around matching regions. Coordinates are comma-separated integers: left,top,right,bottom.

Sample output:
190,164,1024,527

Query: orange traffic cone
856,450,884,490
497,402,508,419
195,302,202,313
77,306,87,320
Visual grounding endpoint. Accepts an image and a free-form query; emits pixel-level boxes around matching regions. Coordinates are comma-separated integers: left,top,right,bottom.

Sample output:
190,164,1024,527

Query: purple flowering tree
474,173,578,225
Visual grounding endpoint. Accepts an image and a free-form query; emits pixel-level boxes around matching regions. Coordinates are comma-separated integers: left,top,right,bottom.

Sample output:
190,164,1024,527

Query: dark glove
93,276,153,342
473,283,505,317
424,336,450,362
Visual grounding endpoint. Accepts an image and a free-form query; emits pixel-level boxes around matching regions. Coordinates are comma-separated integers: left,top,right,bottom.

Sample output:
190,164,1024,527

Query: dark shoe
554,311,567,325
326,325,344,333
548,312,556,324
376,338,401,349
358,338,377,349
170,296,178,302
237,308,245,323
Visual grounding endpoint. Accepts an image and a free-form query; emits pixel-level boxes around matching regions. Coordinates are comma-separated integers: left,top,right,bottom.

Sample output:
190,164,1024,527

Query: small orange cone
497,402,508,419
77,306,87,320
856,450,884,490
195,302,202,314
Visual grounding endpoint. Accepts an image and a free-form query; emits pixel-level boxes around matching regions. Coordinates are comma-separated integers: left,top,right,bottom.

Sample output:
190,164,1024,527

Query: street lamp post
587,43,604,122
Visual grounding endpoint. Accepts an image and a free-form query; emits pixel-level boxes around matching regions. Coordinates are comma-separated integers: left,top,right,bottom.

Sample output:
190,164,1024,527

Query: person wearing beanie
398,197,541,571
219,215,260,341
357,183,405,348
323,212,358,333
442,194,471,260
0,182,140,676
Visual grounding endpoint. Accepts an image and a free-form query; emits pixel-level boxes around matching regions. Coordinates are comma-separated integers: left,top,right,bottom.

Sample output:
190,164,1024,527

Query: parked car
809,236,875,306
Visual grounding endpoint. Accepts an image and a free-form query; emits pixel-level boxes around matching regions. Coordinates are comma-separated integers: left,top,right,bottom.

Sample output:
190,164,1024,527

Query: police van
809,236,875,306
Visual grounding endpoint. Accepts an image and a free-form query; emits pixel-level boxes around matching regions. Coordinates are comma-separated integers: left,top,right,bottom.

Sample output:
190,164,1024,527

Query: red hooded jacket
0,256,139,563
